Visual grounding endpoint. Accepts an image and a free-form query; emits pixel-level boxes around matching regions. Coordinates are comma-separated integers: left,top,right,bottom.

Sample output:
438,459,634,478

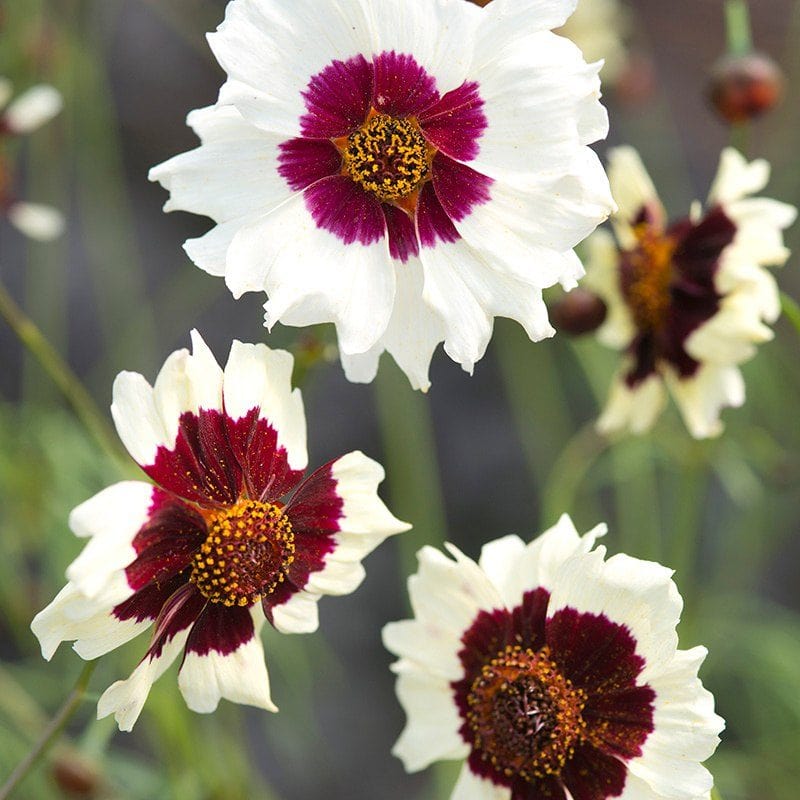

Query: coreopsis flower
383,516,724,800
584,146,796,438
149,0,614,390
32,331,409,731
0,77,64,240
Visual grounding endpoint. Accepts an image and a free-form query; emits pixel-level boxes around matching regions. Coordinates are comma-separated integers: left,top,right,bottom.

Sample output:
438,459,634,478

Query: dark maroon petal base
623,205,736,386
144,408,305,509
264,461,343,616
452,590,655,799
276,50,493,262
184,602,255,656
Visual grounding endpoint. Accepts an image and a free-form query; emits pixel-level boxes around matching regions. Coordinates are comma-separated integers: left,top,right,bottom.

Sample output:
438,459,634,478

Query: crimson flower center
337,110,432,204
190,499,295,608
466,644,588,782
622,223,677,332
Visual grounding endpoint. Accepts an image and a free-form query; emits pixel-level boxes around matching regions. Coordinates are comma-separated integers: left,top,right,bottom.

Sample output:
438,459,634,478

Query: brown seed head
708,52,784,124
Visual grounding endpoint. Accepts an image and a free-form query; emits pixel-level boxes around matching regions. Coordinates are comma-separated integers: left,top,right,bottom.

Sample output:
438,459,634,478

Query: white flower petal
583,228,635,349
97,629,190,732
407,545,502,640
666,364,745,440
66,481,154,598
469,30,607,178
685,293,774,365
606,146,665,247
7,202,65,241
382,617,461,680
419,238,555,373
149,105,290,222
453,155,612,286
367,0,481,95
597,372,667,436
340,257,446,391
111,331,223,466
548,547,683,678
223,340,307,470
183,219,242,278
389,668,468,772
2,84,62,133
269,589,321,634
452,762,509,800
208,0,372,136
478,515,606,609
301,451,409,596
481,0,578,36
224,195,395,355
178,610,278,714
707,147,770,205
31,578,140,661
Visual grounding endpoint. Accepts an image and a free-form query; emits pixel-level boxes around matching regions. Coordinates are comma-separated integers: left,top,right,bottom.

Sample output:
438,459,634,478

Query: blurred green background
1,1,799,798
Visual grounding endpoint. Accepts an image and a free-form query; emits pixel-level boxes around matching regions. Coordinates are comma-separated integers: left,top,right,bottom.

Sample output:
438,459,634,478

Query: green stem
0,660,97,800
725,0,752,56
374,359,447,579
0,278,125,467
541,422,609,525
780,291,800,336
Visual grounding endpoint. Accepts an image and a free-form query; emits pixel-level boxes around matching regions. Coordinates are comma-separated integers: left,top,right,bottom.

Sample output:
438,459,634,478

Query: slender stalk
0,660,97,800
725,0,752,55
780,291,800,337
724,0,753,153
374,359,448,579
0,278,125,466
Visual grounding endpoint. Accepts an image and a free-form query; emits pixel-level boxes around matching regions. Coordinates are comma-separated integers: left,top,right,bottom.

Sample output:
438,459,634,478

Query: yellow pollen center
622,223,677,331
190,500,295,607
338,111,432,203
466,644,588,782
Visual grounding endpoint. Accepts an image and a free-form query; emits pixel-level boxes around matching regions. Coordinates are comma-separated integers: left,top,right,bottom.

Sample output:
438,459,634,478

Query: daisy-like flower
0,77,65,240
32,331,409,731
383,515,724,800
149,0,614,390
584,146,796,438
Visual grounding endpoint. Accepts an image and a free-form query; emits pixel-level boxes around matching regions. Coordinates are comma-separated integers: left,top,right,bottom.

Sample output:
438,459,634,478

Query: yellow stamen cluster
190,499,295,607
341,112,430,202
623,223,677,331
466,644,588,782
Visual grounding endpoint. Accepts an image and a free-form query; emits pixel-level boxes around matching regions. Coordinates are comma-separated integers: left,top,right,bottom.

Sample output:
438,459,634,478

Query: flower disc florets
190,500,295,607
340,111,431,204
466,644,587,781
620,223,677,332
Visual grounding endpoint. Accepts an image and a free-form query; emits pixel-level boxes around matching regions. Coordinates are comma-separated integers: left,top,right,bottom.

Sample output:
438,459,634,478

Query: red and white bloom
585,147,796,438
0,78,64,240
149,0,614,390
384,515,724,800
32,331,409,731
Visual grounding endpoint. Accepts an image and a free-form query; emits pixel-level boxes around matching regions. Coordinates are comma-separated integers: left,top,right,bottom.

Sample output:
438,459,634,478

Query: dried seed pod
551,289,607,335
708,52,784,124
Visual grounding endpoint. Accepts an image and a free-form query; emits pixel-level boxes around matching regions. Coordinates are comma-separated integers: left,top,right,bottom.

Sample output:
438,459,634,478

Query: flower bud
708,52,784,124
51,753,101,797
550,289,607,336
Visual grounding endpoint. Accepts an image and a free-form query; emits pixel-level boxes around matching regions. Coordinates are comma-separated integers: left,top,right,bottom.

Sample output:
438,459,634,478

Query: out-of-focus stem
374,359,448,579
780,291,800,336
0,278,125,467
0,660,97,800
725,0,753,153
725,0,752,55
